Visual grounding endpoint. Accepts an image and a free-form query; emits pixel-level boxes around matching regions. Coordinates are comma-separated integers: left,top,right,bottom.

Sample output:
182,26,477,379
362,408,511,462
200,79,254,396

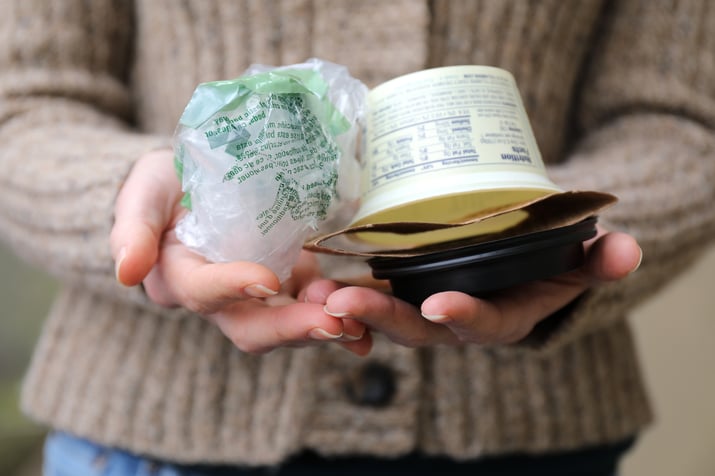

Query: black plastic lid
367,216,598,306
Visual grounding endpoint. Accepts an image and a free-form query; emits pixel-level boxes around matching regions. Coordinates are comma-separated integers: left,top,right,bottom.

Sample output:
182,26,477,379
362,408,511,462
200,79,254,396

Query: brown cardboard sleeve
304,191,617,257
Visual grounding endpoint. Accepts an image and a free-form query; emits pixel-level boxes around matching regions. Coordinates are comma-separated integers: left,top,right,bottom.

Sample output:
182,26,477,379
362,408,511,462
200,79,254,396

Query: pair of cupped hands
111,149,642,356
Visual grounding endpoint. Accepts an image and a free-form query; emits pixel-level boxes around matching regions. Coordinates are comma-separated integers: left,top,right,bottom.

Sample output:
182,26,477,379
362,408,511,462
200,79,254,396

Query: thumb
583,231,643,283
110,148,180,286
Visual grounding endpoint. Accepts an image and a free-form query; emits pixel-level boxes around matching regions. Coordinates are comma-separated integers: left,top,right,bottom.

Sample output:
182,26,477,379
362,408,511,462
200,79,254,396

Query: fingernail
244,284,279,298
323,306,352,317
323,306,352,318
115,247,127,282
631,247,643,274
421,312,450,323
309,328,343,340
342,330,365,342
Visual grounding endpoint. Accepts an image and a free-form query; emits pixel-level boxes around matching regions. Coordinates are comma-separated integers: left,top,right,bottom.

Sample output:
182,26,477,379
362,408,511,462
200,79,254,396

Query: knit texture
2,0,714,466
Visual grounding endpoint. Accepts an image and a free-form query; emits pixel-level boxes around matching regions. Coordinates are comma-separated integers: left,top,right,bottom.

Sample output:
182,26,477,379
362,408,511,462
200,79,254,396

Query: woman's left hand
303,228,642,348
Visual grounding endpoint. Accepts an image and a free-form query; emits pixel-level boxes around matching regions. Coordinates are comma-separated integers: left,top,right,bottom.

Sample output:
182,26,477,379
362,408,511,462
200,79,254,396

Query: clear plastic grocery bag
174,59,367,281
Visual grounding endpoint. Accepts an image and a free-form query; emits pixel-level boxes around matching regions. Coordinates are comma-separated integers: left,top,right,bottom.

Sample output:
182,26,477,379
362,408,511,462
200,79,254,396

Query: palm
111,149,372,355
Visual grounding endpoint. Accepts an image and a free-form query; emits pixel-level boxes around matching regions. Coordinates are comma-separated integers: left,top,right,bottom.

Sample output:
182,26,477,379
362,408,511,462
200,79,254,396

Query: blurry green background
0,244,56,475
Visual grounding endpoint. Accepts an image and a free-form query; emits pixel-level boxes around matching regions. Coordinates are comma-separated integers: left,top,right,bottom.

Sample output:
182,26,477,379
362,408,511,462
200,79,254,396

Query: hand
110,148,371,355
305,228,642,347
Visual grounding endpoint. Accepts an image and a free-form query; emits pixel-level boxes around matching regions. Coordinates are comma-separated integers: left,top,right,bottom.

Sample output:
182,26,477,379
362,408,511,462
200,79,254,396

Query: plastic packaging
367,217,598,305
174,59,367,281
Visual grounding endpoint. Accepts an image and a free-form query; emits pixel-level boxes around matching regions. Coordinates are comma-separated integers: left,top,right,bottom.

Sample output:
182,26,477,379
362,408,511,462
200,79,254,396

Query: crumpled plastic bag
174,58,367,281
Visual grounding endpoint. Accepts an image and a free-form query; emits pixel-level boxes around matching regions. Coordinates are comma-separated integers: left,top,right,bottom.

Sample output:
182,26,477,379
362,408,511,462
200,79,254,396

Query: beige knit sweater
2,0,715,466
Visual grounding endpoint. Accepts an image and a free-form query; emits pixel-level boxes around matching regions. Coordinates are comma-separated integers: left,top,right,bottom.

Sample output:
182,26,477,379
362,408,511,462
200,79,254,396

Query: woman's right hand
109,148,371,355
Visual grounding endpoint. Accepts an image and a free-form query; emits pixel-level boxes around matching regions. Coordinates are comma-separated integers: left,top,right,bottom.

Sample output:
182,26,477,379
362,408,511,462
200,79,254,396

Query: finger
209,301,345,354
324,286,459,347
301,279,346,304
583,231,642,282
420,292,517,344
301,281,368,345
300,275,390,304
110,148,180,286
282,251,322,298
279,279,367,341
339,329,374,356
150,238,281,314
340,318,367,342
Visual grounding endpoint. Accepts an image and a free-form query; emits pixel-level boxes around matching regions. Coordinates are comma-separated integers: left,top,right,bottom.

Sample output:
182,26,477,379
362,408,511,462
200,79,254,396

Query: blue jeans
45,431,627,476
44,432,205,476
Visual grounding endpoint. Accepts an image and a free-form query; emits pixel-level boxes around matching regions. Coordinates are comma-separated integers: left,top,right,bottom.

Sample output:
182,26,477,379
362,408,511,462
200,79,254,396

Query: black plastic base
367,217,598,306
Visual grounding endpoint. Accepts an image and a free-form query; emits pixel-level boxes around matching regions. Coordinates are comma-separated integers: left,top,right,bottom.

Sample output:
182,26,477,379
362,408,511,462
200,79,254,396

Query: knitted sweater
1,0,714,466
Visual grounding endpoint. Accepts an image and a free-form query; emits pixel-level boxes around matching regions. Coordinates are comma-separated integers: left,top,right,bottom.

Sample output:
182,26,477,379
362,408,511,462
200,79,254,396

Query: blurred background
1,242,714,475
1,244,56,475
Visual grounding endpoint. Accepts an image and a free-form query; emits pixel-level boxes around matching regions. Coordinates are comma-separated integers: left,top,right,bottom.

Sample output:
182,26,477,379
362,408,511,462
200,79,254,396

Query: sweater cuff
0,116,172,308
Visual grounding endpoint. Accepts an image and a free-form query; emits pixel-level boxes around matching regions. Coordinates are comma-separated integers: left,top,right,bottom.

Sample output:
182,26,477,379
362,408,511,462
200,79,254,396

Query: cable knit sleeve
535,0,715,352
0,0,172,307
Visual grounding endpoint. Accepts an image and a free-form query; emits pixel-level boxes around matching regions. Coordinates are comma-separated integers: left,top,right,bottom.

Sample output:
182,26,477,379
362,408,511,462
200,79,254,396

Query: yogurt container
352,65,562,247
303,66,617,304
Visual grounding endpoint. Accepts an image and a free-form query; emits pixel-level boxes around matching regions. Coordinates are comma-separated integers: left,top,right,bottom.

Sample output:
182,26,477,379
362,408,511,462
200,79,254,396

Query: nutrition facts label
363,66,546,192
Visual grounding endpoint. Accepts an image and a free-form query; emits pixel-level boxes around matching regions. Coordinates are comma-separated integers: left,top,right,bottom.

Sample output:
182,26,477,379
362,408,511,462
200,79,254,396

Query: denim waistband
45,431,633,476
